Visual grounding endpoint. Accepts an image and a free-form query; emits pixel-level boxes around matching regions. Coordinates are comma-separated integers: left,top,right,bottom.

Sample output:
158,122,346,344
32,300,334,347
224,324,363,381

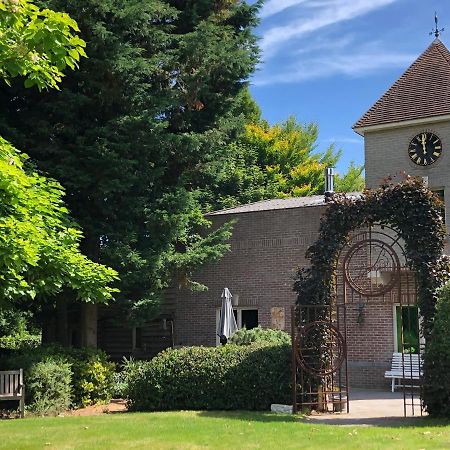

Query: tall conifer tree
0,0,262,320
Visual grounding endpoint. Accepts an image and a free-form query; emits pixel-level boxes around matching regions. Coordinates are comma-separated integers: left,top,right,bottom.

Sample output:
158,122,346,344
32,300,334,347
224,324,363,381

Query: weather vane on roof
430,12,444,39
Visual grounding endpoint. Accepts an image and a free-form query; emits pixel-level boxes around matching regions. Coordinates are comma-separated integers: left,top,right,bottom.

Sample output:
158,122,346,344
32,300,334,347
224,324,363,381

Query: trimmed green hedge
125,342,291,411
229,326,291,346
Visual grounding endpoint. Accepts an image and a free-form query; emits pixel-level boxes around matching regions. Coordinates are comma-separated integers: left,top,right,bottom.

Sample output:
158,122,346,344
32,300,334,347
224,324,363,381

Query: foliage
69,348,115,407
0,0,262,321
0,0,86,89
113,357,142,398
293,177,448,409
0,308,40,349
0,332,40,350
229,326,291,346
27,358,72,415
0,345,115,409
125,342,291,411
423,282,450,416
198,116,364,211
0,0,115,335
0,137,118,307
294,177,446,335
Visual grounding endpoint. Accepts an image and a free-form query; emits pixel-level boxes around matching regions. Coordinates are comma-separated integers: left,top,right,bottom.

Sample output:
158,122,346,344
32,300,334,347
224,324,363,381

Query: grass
1,411,450,449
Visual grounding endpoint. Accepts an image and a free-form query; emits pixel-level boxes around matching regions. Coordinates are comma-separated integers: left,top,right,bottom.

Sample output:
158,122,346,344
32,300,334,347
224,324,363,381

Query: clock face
408,132,442,166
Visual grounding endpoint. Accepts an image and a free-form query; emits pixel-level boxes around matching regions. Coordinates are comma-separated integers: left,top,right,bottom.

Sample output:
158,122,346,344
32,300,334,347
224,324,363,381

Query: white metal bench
384,353,423,392
0,369,25,417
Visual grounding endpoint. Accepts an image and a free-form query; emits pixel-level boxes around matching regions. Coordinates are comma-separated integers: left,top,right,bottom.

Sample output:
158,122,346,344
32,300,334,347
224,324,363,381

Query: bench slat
0,370,25,417
385,353,423,392
0,370,23,396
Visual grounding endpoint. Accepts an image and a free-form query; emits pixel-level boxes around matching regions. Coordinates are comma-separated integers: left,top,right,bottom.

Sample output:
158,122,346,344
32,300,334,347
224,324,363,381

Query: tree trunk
81,303,98,348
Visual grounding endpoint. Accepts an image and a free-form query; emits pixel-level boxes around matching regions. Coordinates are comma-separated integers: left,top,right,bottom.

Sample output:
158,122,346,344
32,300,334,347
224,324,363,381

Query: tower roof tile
353,39,450,131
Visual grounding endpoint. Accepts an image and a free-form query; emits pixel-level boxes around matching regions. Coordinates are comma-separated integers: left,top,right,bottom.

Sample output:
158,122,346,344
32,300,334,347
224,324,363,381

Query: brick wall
172,207,414,390
173,205,325,347
345,303,394,389
365,120,450,253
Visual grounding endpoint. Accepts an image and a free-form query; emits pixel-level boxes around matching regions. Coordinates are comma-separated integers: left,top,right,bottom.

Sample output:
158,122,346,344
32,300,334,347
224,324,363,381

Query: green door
396,305,419,354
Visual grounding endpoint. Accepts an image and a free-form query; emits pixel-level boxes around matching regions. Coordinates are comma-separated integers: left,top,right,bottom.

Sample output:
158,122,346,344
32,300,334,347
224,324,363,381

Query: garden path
303,388,426,426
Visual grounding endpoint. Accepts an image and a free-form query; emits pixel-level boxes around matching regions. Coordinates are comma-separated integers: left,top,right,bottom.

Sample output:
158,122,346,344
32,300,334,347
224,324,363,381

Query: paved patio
303,388,425,426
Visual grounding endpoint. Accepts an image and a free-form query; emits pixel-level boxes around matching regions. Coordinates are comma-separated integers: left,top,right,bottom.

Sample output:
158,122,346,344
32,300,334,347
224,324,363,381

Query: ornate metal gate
292,225,424,416
291,303,348,413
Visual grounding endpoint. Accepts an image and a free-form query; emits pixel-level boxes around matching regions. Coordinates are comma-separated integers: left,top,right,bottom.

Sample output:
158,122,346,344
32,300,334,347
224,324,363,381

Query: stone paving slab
302,389,425,426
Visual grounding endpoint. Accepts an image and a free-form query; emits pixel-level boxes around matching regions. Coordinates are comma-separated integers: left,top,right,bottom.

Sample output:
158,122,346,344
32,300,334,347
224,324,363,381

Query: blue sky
249,0,450,174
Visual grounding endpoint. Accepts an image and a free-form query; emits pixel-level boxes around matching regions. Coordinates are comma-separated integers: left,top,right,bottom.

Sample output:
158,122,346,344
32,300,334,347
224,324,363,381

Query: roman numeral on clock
408,132,442,166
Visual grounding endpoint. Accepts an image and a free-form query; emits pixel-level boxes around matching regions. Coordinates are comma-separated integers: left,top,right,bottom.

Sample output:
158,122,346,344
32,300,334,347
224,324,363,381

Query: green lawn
1,411,450,449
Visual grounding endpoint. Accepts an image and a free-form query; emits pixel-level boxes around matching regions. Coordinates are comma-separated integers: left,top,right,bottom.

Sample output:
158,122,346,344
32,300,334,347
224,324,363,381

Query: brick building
96,39,450,389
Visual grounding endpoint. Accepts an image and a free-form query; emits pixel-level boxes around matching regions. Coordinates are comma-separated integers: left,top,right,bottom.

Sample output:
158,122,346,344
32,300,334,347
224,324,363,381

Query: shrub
0,345,115,410
423,283,450,416
63,348,115,408
0,309,41,350
125,342,291,411
0,333,41,350
27,358,72,415
113,357,142,398
229,326,291,346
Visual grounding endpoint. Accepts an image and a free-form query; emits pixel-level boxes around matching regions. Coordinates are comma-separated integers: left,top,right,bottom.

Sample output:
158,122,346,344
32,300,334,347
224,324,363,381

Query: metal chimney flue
324,167,335,201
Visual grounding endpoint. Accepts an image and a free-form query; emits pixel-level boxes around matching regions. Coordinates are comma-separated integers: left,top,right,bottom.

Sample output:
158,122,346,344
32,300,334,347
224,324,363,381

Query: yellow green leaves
0,137,118,305
0,0,87,90
238,117,363,199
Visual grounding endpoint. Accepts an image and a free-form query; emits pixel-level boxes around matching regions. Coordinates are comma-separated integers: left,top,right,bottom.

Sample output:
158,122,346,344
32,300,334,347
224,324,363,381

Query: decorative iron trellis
292,225,424,417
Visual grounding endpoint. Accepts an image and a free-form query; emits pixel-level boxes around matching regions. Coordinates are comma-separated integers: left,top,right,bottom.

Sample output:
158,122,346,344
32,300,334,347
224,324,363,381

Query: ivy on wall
294,177,449,335
293,177,450,411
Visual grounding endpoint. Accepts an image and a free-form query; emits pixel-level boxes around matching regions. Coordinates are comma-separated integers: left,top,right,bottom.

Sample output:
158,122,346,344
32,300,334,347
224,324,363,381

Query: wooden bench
384,353,423,392
0,370,25,417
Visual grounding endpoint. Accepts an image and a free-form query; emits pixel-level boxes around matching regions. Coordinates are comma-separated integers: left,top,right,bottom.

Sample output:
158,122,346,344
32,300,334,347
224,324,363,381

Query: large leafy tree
0,0,117,338
198,114,365,211
0,0,261,321
0,138,118,305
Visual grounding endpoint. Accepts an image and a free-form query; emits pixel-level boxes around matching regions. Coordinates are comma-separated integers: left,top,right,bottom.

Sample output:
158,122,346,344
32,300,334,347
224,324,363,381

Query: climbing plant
293,176,450,413
294,177,448,334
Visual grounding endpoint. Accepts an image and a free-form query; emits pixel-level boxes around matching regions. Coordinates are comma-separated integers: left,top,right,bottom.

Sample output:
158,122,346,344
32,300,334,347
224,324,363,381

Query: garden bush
423,282,450,416
0,345,115,411
27,358,72,415
113,357,143,398
69,348,115,407
229,326,291,346
125,342,291,411
0,333,41,350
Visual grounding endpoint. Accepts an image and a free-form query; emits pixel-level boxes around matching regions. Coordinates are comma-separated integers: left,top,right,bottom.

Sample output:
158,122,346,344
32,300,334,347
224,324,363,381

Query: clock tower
353,38,450,224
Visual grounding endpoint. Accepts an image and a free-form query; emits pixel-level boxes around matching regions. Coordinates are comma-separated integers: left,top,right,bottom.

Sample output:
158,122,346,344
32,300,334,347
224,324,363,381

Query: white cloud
261,0,309,18
261,0,399,58
293,35,354,55
254,49,415,86
322,137,363,145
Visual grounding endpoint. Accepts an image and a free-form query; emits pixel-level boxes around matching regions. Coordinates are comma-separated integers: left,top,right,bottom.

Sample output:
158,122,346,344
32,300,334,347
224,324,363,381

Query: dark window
242,310,258,330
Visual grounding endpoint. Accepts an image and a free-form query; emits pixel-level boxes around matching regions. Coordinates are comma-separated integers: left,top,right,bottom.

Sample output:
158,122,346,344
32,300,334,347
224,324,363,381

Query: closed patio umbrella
217,287,238,344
